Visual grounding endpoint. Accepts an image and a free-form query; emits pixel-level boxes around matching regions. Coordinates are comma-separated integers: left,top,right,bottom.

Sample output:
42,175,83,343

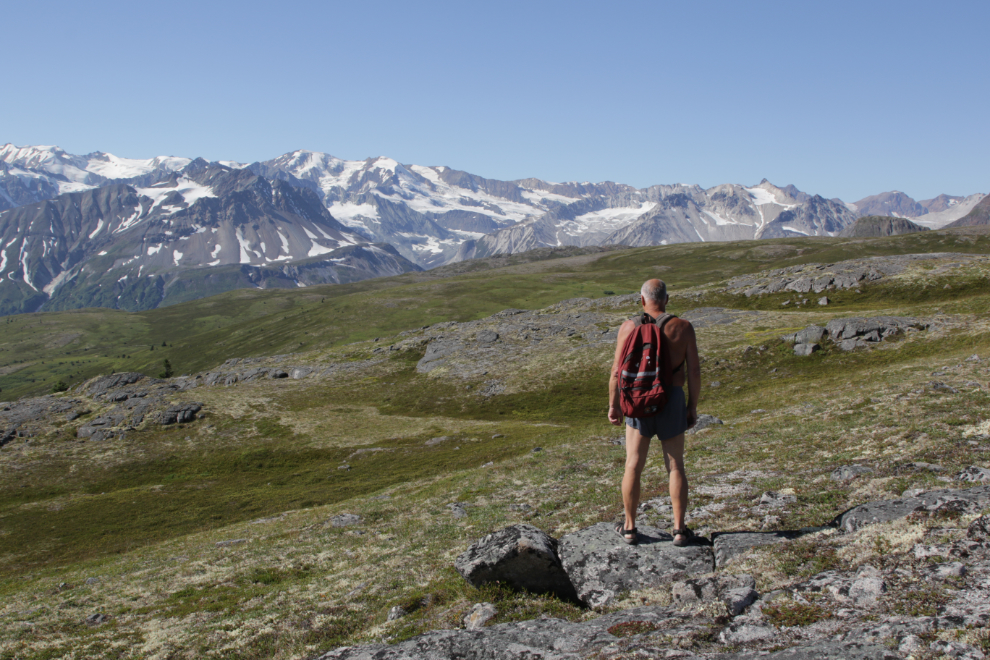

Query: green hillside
3,227,990,402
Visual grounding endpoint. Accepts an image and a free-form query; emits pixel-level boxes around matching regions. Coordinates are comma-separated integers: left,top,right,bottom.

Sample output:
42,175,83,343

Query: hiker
608,279,700,546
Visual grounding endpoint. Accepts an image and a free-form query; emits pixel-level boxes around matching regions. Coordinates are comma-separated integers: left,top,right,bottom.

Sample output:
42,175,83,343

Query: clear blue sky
4,0,987,202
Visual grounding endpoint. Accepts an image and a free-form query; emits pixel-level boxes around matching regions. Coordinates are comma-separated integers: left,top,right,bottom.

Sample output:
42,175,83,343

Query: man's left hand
686,408,698,429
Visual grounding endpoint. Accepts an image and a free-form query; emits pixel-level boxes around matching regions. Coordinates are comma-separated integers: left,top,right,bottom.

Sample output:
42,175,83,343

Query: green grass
3,226,989,401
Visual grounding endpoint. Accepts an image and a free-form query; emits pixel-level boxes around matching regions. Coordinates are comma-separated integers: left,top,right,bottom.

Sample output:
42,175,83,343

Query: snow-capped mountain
849,191,985,229
1,142,985,315
0,159,415,315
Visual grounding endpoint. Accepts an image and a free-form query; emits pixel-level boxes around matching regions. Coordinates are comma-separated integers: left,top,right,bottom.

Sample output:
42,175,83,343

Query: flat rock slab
558,523,714,607
313,605,702,660
711,531,805,568
715,641,900,659
836,485,990,532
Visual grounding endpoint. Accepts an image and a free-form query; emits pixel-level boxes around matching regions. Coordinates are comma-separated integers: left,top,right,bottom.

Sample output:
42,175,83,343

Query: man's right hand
608,405,623,426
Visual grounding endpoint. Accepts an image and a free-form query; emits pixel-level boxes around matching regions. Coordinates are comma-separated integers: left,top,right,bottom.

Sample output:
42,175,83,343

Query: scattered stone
268,369,288,379
463,602,497,630
290,367,312,380
719,623,776,644
84,577,100,585
759,491,797,507
558,523,714,607
710,380,721,388
337,464,351,470
481,461,494,468
492,433,504,439
848,576,886,605
936,561,967,578
454,524,576,600
956,466,990,484
831,465,873,481
531,447,542,453
85,613,110,626
331,514,362,527
929,381,960,393
476,330,499,344
818,296,830,305
965,354,981,363
447,503,469,518
425,436,450,446
508,503,531,512
671,574,756,616
387,606,407,621
215,538,247,547
687,414,723,435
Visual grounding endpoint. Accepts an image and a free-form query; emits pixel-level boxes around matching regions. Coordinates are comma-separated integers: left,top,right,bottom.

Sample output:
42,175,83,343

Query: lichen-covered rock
967,514,990,541
836,486,990,532
831,465,873,481
85,373,144,399
558,523,714,607
711,530,806,567
463,602,497,630
687,413,723,435
157,403,202,425
454,524,576,600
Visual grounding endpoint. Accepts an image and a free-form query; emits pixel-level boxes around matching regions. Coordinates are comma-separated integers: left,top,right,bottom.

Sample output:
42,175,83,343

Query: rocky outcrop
725,253,978,297
835,485,990,532
781,316,929,354
558,523,715,607
838,215,929,238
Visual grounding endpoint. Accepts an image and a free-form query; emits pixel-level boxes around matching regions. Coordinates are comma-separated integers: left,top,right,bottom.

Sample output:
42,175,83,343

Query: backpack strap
655,314,676,386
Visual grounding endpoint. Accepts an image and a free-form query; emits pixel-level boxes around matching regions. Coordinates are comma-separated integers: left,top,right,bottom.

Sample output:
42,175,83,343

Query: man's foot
615,524,638,545
672,527,694,547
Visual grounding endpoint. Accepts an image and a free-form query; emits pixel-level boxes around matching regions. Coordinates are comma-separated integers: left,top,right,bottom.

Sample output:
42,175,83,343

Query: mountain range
0,143,984,315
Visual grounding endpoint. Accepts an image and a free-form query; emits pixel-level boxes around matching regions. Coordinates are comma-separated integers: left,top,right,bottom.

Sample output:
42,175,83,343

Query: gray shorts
625,386,687,441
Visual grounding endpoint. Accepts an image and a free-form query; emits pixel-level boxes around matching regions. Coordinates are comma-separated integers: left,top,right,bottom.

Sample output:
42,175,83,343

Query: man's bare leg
660,433,689,540
622,424,651,534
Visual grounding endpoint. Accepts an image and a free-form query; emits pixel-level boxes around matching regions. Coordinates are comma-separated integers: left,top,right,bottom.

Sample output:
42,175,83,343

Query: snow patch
236,228,252,264
781,226,809,236
147,244,162,256
173,250,183,266
88,219,106,239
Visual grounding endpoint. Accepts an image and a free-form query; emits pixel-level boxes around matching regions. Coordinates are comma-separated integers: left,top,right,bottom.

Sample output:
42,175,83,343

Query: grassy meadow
1,227,989,658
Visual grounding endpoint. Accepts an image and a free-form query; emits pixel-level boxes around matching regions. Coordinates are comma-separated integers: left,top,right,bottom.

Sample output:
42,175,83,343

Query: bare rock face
557,523,715,607
454,524,576,601
85,372,145,399
836,486,990,532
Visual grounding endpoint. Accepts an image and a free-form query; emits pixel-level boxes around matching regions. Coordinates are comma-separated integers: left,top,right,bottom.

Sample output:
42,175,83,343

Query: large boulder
558,523,714,607
454,524,576,600
156,403,202,425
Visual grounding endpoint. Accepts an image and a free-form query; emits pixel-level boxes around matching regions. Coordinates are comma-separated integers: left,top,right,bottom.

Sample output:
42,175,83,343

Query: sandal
615,524,639,545
672,527,694,547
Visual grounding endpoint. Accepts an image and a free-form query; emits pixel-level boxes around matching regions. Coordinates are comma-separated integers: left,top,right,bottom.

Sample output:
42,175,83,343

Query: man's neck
644,306,665,318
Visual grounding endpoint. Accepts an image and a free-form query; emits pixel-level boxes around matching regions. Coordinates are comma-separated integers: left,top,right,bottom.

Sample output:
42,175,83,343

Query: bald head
641,279,667,306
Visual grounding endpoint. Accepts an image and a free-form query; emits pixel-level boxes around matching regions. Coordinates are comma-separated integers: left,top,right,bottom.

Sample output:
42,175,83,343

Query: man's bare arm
684,322,700,428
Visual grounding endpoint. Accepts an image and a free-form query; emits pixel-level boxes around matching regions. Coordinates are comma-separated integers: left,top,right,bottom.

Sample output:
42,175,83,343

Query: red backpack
617,313,675,418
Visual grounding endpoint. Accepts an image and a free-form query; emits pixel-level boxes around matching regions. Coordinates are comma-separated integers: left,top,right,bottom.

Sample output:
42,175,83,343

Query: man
608,279,700,546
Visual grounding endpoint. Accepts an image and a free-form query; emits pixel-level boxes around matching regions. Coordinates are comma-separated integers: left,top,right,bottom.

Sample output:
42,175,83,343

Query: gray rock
290,367,313,380
793,343,820,356
848,576,886,605
838,338,864,351
711,531,804,567
417,339,462,373
759,491,797,507
722,586,759,616
671,574,756,615
214,538,247,547
268,369,289,379
935,561,967,578
831,465,873,481
425,436,451,446
957,466,990,484
818,296,830,305
331,514,362,527
719,623,777,644
85,372,144,399
447,503,469,519
84,577,100,585
387,606,407,621
687,414,723,435
85,613,110,626
476,330,499,344
463,602,497,630
558,523,714,607
454,524,576,601
836,486,990,532
795,325,826,344
157,403,202,425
